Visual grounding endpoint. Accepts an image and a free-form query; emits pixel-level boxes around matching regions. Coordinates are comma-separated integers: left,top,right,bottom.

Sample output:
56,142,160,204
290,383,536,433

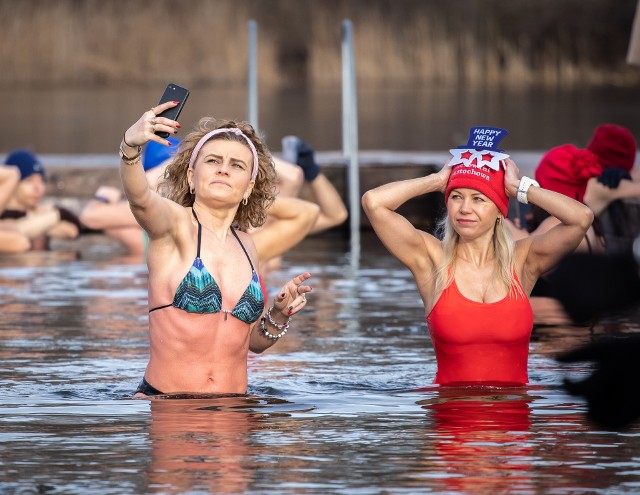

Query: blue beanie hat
142,137,180,171
4,149,46,180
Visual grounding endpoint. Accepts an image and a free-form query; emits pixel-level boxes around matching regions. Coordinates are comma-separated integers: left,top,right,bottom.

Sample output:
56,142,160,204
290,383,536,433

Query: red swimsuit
426,277,533,385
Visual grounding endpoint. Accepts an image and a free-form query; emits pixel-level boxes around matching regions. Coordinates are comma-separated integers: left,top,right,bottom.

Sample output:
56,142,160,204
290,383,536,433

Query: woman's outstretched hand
273,272,312,317
123,101,181,148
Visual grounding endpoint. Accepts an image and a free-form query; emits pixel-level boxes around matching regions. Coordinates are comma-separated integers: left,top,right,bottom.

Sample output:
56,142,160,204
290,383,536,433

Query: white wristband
517,176,539,204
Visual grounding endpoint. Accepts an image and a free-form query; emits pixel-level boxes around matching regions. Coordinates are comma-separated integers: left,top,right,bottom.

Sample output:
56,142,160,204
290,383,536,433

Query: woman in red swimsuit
362,126,593,386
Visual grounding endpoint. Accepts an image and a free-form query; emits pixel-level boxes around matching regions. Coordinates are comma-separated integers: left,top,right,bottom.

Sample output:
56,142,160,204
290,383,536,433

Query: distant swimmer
507,123,640,325
0,150,83,252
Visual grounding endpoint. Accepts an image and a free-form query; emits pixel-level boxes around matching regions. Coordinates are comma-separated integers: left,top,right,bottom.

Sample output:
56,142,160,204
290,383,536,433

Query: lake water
1,231,640,494
3,86,640,155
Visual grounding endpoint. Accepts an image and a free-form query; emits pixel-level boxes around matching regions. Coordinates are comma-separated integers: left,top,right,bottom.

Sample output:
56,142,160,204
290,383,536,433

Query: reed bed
0,0,637,89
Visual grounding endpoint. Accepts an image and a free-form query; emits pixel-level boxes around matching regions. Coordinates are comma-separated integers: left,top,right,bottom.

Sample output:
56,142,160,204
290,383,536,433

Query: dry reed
0,0,637,89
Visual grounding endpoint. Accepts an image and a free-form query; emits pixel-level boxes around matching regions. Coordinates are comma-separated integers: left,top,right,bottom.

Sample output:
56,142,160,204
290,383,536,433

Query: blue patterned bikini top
149,209,264,324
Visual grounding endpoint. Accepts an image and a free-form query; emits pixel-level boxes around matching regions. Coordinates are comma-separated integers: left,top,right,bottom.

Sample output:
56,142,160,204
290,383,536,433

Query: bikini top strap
230,226,256,272
191,209,203,258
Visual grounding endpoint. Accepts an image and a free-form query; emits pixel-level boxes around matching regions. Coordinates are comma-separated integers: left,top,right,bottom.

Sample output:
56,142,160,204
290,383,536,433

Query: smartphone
155,83,190,138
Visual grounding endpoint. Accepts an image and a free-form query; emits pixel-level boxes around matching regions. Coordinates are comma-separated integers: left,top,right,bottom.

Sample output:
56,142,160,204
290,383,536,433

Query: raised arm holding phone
119,90,312,397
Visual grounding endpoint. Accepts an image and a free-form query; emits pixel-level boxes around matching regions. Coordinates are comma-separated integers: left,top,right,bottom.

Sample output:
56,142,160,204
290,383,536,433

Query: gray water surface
3,86,640,154
1,233,640,494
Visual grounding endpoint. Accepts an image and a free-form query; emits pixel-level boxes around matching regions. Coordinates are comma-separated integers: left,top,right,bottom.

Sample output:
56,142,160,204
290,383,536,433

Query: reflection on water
1,232,640,494
419,387,536,494
2,86,640,153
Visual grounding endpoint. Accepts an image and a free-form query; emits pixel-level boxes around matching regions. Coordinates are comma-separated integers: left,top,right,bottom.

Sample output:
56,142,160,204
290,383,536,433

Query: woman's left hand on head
503,158,522,198
273,272,312,317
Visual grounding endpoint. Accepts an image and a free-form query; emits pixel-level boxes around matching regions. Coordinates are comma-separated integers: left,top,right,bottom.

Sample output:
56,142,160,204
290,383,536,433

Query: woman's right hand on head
434,160,453,192
123,101,181,148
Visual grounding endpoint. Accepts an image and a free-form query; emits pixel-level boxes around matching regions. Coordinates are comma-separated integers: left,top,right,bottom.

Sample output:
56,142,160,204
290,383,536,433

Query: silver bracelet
266,306,291,330
261,307,291,340
517,176,540,204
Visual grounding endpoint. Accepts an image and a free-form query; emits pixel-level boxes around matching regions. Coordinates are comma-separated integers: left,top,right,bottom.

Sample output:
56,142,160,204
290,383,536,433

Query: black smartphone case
155,83,189,138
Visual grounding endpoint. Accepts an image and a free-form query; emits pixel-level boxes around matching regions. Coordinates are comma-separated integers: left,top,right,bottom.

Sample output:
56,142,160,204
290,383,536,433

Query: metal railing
341,20,360,267
247,20,259,131
246,19,360,266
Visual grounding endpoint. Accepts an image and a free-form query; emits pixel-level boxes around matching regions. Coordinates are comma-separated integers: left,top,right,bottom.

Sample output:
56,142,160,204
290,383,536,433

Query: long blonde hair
157,117,277,229
433,216,521,299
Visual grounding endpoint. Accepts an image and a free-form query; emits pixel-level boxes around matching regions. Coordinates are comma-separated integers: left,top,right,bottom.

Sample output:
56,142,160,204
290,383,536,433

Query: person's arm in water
584,174,640,216
80,186,138,230
45,218,79,239
275,141,348,233
10,208,62,239
0,166,31,252
82,159,171,232
293,141,348,233
504,159,594,290
272,156,304,197
251,196,320,266
0,166,19,212
306,173,348,234
362,165,451,308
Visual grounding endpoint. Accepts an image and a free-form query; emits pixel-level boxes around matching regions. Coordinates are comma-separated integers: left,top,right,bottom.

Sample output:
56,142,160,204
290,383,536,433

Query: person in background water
514,123,640,253
0,162,28,253
254,136,348,276
362,126,593,386
119,100,312,397
280,135,348,235
80,137,182,255
508,123,640,325
81,136,340,268
0,150,81,252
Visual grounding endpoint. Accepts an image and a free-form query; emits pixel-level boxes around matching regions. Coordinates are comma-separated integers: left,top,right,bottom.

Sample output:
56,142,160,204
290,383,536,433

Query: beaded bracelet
261,307,291,340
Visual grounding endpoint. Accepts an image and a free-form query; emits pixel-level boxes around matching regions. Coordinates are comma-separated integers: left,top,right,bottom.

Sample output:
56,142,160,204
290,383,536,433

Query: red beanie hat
535,123,636,203
445,126,510,216
586,124,636,173
534,144,601,203
446,162,509,216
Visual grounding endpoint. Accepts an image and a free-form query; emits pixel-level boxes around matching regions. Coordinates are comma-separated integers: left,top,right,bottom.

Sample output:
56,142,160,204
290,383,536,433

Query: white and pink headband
187,128,259,181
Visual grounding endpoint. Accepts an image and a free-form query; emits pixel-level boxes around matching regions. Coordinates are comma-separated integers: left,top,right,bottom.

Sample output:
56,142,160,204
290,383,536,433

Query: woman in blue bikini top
149,209,264,323
119,101,312,397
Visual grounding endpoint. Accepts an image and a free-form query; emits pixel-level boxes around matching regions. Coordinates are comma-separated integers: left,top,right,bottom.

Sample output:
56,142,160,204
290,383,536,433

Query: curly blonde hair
157,117,277,229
